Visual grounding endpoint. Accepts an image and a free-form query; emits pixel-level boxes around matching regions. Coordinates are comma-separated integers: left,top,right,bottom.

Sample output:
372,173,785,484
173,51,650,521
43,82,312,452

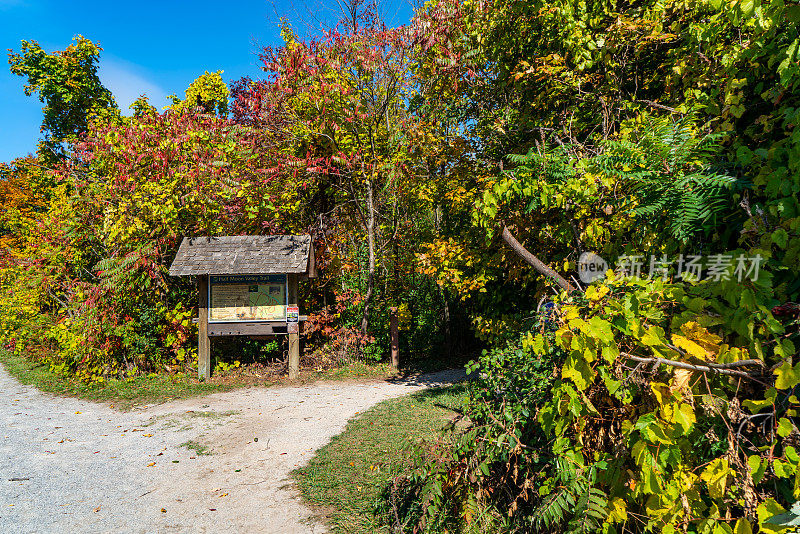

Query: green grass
0,349,437,410
0,350,247,410
293,383,468,533
180,440,213,456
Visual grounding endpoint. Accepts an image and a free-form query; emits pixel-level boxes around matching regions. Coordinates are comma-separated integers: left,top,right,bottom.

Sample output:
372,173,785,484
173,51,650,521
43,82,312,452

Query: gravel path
0,366,466,534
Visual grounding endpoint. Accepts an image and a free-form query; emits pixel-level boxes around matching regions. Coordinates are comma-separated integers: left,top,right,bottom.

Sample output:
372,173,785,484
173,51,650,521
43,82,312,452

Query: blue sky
0,0,413,163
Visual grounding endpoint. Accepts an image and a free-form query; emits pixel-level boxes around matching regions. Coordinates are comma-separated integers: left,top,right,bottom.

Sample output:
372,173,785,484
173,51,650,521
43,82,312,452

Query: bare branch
621,352,767,385
501,226,574,291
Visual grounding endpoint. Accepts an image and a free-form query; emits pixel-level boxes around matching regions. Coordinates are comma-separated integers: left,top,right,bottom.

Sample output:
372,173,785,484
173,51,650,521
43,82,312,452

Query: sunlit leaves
8,36,118,161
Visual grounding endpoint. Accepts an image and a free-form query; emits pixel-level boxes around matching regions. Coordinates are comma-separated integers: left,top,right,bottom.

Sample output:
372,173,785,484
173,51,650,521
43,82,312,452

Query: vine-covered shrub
395,271,800,532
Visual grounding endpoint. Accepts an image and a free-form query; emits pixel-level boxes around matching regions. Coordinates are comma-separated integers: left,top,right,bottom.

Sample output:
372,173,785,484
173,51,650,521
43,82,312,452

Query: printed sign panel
286,306,299,323
209,274,286,322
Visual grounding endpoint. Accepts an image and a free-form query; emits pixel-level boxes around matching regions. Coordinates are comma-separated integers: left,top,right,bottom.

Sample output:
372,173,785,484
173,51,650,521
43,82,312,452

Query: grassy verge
293,383,468,533
0,350,414,410
0,350,244,410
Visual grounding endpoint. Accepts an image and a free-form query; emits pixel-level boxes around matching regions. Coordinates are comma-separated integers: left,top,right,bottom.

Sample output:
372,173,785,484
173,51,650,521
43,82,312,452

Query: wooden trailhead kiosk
169,235,316,380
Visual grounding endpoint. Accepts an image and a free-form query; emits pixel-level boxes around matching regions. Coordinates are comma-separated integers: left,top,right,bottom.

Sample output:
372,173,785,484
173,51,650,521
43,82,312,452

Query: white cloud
99,57,169,114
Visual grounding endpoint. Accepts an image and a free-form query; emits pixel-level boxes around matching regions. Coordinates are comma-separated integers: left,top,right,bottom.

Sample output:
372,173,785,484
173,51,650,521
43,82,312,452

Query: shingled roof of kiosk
168,235,316,277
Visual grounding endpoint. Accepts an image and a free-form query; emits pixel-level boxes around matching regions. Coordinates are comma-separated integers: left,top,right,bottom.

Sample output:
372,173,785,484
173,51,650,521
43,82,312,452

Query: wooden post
288,274,300,379
390,306,400,369
198,274,211,380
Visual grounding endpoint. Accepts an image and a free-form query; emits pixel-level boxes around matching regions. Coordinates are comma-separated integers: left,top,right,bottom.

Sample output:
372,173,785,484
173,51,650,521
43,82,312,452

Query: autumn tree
168,70,229,116
234,6,422,336
8,36,118,162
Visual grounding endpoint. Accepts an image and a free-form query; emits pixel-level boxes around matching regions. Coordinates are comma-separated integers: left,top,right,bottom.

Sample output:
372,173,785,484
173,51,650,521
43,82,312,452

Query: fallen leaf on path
147,462,156,467
143,434,153,437
94,506,101,513
161,508,167,513
219,493,228,497
74,411,81,414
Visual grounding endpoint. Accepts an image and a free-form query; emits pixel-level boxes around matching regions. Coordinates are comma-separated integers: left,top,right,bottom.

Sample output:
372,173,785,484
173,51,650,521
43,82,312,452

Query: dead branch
501,226,574,291
621,353,767,384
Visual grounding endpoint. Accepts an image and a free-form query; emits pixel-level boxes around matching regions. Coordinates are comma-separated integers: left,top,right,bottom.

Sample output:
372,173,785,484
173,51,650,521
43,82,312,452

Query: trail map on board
209,274,286,322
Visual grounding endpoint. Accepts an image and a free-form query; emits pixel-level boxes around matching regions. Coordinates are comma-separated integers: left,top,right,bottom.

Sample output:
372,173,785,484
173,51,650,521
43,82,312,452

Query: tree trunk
361,179,376,336
439,284,452,358
501,226,574,291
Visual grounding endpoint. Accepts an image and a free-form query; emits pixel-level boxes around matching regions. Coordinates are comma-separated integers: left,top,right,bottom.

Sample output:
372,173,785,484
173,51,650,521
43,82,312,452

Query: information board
209,274,286,322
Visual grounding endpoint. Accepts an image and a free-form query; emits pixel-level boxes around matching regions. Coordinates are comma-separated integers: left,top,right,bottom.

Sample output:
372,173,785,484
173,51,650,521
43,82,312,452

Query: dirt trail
0,367,466,534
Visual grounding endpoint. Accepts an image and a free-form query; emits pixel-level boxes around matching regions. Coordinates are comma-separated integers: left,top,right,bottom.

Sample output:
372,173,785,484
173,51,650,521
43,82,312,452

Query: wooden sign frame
197,273,301,380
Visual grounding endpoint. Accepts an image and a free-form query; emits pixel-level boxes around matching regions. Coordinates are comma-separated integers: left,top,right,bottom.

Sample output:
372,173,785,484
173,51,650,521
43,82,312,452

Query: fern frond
594,113,744,241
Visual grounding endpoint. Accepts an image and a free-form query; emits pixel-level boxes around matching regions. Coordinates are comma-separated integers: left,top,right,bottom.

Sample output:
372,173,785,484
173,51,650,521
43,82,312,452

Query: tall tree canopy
8,36,118,161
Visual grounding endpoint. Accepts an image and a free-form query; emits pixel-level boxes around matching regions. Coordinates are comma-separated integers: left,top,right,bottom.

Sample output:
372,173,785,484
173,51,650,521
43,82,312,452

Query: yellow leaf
608,497,627,521
147,462,156,467
672,334,710,360
586,284,609,303
680,322,722,355
701,458,730,501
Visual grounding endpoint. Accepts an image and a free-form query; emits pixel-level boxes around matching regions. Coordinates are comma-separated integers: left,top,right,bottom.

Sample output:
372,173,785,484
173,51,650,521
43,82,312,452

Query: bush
396,271,800,533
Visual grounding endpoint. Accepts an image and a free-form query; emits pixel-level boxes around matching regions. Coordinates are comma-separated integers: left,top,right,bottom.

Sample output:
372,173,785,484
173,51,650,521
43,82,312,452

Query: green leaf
772,228,789,249
701,458,730,501
749,455,767,484
775,362,800,389
778,417,794,438
734,518,753,534
562,352,595,390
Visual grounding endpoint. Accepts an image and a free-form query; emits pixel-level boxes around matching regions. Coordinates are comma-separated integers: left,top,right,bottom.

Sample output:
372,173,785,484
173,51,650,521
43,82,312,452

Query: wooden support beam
198,274,211,380
390,306,400,369
208,322,288,336
288,274,300,379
